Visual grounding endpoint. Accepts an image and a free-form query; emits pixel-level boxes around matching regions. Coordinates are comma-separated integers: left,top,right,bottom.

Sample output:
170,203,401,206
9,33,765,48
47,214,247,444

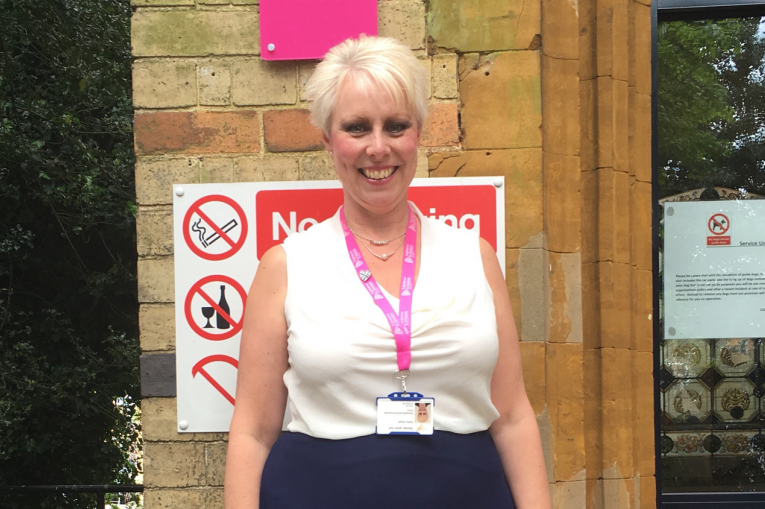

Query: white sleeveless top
281,205,501,439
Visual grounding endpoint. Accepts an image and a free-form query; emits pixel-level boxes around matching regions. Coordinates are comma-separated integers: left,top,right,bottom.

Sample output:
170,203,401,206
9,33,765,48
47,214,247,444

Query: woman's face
323,78,420,216
416,403,429,423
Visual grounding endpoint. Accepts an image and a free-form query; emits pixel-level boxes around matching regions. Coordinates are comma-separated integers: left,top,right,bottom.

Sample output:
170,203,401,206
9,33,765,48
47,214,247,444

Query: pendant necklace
360,238,405,261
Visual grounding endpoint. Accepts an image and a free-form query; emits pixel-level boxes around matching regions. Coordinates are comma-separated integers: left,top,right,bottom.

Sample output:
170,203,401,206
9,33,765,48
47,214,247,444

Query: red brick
134,111,260,155
263,109,322,153
421,103,459,147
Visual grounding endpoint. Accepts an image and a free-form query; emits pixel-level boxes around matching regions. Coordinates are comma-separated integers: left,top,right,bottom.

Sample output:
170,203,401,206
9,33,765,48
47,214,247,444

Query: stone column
579,0,655,506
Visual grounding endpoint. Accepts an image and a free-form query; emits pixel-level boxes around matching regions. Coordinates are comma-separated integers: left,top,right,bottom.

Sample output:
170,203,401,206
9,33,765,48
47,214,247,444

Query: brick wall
131,0,654,507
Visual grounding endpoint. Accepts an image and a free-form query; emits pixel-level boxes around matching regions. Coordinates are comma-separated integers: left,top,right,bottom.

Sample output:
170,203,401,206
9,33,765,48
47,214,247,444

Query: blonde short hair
305,36,429,134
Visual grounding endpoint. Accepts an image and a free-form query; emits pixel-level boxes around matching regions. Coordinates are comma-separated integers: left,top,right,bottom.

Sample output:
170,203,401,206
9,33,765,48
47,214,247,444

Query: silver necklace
360,238,405,261
348,227,406,246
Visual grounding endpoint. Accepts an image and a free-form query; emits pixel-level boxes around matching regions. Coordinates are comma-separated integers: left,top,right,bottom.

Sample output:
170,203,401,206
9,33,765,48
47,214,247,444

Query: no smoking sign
183,195,248,261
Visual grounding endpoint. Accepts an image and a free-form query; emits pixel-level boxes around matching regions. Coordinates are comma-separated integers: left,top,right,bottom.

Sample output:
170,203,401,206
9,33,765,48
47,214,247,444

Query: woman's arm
224,245,290,509
480,238,551,509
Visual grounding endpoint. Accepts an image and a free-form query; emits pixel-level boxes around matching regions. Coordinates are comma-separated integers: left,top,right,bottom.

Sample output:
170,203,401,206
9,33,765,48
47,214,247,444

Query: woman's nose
365,130,390,159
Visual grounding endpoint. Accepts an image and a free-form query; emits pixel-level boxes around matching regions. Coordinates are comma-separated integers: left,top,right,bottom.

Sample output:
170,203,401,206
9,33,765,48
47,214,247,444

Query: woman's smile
358,165,399,181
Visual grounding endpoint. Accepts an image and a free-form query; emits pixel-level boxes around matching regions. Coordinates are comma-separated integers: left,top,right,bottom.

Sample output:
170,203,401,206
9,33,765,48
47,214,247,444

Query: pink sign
260,0,378,61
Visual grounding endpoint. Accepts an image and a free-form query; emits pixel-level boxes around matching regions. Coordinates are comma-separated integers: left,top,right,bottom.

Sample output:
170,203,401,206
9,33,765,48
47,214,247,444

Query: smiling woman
224,35,551,509
321,78,420,218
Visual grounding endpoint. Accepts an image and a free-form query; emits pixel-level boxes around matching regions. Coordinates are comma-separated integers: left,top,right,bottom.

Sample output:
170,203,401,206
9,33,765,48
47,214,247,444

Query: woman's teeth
361,167,396,180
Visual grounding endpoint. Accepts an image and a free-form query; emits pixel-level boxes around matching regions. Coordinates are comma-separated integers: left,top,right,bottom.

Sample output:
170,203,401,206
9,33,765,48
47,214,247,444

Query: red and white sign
174,178,505,432
191,355,238,406
255,185,496,259
184,275,247,341
183,195,248,261
707,213,731,246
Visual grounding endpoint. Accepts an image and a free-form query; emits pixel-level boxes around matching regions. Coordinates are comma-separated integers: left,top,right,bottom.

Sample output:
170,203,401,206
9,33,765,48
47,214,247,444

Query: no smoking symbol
708,213,730,235
185,275,247,341
183,195,248,261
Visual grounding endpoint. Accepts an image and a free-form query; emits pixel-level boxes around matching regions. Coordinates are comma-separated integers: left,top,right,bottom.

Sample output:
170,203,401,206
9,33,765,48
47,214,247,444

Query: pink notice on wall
260,0,378,61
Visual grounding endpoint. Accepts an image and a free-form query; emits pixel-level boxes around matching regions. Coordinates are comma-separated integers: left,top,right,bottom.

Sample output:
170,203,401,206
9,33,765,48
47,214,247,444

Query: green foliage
0,0,139,507
658,17,765,196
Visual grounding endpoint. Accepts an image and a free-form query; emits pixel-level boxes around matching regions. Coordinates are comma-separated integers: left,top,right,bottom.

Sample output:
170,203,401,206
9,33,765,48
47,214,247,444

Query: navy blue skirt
260,430,516,508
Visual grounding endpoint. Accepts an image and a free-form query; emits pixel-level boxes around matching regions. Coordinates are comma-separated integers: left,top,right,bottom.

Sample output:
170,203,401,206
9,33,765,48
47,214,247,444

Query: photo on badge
414,401,431,424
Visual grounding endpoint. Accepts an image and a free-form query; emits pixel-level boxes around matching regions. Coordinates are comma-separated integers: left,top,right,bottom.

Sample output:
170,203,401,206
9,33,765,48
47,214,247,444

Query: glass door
656,7,765,506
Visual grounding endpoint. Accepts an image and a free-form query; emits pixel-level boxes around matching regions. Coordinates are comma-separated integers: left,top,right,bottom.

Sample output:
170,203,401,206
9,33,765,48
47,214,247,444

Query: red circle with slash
185,275,247,341
708,213,730,235
183,195,248,261
191,355,238,406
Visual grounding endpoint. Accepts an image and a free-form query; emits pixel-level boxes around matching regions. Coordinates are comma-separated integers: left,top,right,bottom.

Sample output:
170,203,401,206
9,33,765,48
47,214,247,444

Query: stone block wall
131,0,655,507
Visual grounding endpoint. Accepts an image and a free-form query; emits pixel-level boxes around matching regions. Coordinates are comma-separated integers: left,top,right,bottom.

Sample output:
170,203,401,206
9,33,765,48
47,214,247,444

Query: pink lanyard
339,205,417,382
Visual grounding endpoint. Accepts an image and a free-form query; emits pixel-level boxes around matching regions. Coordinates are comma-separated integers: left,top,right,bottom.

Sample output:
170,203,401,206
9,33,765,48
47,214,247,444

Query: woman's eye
347,124,367,134
387,123,408,134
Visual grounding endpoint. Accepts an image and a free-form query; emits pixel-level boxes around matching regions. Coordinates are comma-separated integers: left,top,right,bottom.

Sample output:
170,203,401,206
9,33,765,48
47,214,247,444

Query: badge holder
376,370,435,435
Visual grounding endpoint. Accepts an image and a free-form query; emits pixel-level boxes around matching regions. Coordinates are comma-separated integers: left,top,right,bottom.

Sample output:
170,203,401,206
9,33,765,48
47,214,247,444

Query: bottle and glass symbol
201,285,231,330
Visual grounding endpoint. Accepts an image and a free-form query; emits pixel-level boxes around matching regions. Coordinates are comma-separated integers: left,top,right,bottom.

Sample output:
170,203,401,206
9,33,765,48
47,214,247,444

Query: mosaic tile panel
714,379,757,423
715,338,756,377
665,339,712,378
663,431,759,456
660,338,765,457
666,380,712,423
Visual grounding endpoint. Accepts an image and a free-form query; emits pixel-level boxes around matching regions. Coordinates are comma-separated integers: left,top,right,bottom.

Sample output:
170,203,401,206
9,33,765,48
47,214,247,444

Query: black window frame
653,1,765,507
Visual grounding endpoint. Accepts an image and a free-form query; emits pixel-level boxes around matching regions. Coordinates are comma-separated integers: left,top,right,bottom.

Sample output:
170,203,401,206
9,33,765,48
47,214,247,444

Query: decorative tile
714,379,757,423
718,432,754,454
715,338,756,376
666,380,712,423
660,366,676,391
664,431,759,456
703,434,721,453
665,432,706,455
699,367,724,390
752,433,765,452
665,339,711,378
661,434,674,455
748,363,765,387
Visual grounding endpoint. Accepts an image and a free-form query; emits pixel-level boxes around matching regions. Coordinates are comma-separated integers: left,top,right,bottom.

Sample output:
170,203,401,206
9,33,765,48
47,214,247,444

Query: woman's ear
322,132,332,154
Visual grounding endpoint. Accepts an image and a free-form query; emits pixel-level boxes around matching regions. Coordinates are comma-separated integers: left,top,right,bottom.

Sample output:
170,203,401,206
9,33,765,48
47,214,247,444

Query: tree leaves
659,17,765,197
0,1,139,507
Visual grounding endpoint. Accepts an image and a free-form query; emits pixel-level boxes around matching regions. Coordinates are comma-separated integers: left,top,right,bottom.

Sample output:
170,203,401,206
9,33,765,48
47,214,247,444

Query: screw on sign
185,275,247,341
183,194,248,261
708,213,730,235
191,355,238,405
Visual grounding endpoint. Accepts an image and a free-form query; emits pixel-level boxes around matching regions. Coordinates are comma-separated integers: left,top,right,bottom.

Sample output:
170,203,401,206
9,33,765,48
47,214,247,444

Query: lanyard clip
394,369,410,395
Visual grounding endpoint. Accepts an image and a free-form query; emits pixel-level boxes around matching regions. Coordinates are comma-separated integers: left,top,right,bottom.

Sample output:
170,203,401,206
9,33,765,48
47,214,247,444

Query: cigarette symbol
191,218,239,248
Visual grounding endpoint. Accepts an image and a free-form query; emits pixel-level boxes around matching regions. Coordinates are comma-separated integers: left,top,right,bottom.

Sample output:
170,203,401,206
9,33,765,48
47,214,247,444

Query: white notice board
663,200,765,340
173,178,506,432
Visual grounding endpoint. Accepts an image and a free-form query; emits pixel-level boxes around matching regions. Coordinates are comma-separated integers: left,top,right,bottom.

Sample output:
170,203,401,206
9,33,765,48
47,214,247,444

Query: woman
416,402,431,424
224,36,550,509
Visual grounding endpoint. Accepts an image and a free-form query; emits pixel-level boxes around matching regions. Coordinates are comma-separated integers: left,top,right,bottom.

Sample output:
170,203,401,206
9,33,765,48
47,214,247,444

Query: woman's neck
342,195,411,240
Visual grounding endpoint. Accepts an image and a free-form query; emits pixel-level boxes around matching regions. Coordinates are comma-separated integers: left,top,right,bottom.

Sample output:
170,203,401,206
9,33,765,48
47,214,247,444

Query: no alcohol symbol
184,275,247,341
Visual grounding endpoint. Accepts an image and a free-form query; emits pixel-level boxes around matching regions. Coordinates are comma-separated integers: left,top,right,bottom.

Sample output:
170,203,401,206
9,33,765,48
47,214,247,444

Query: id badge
376,392,435,435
